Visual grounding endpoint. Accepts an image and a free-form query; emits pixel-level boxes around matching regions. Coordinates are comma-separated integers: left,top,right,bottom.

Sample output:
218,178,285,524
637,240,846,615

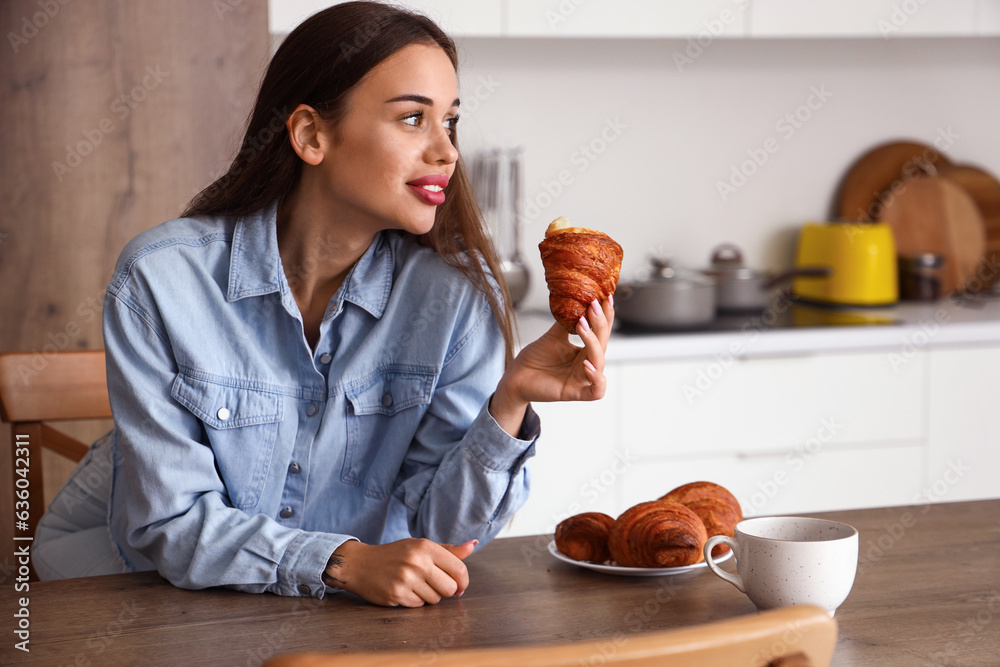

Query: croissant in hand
555,512,615,563
608,501,708,568
661,481,743,557
539,217,623,333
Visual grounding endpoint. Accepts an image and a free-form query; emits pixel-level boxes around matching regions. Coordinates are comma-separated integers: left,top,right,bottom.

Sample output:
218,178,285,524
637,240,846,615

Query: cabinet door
506,0,747,38
399,0,504,36
928,346,1000,502
498,366,621,537
620,444,926,517
979,0,1000,36
620,351,925,459
269,1,503,37
750,0,979,38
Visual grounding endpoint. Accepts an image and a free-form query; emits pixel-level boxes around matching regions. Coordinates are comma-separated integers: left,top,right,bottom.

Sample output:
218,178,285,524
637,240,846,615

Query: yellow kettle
793,222,898,307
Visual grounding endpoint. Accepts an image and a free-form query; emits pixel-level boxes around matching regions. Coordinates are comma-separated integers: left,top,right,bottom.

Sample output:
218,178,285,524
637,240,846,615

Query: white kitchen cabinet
269,0,504,38
396,0,504,36
498,306,1000,537
927,346,1000,503
978,0,1000,35
749,0,981,38
498,347,932,537
269,0,999,39
505,0,747,38
620,351,926,459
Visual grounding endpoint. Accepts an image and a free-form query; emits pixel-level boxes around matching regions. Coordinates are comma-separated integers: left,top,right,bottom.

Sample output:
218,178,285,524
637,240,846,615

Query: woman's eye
445,115,460,133
402,112,423,127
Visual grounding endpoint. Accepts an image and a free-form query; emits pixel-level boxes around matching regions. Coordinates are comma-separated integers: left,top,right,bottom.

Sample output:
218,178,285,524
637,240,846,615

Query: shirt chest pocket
171,373,283,510
342,367,436,499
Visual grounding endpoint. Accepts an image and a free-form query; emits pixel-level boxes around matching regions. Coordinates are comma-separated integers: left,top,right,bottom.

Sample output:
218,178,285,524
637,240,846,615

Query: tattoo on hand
322,553,346,587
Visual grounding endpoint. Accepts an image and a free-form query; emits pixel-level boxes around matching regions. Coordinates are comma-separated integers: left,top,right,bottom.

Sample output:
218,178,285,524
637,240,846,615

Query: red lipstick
406,174,449,206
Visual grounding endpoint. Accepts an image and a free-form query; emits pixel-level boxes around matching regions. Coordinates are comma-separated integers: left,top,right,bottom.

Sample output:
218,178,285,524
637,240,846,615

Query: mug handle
704,536,745,593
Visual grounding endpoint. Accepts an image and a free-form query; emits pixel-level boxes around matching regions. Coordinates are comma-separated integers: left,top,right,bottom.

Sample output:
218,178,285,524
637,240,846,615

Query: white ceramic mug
704,516,859,616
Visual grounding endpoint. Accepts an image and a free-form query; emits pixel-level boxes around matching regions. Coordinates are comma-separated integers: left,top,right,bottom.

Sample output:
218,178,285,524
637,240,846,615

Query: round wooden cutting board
941,164,1000,290
877,176,986,294
834,140,954,221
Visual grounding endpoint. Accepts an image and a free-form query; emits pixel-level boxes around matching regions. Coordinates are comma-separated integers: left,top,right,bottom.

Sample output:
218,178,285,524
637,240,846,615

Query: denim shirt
102,204,538,597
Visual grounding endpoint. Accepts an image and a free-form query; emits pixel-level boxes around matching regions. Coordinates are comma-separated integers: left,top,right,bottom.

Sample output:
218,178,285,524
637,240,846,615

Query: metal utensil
471,147,529,308
503,149,529,307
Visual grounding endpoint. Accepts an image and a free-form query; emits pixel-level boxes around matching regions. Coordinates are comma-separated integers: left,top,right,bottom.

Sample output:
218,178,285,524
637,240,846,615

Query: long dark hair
183,1,516,364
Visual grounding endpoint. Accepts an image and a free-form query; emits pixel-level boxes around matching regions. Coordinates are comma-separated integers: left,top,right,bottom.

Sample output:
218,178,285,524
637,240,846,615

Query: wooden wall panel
0,0,269,552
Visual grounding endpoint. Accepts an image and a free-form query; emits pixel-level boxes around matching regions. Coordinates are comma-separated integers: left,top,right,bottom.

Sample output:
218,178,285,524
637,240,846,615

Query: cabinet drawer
619,443,925,517
620,351,926,458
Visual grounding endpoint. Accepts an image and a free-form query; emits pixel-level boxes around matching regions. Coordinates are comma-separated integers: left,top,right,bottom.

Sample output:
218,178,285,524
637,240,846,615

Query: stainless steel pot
615,257,716,329
701,244,831,312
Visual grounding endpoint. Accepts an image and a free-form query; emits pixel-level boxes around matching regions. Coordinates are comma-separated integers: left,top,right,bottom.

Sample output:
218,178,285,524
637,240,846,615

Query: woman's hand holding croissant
489,296,614,436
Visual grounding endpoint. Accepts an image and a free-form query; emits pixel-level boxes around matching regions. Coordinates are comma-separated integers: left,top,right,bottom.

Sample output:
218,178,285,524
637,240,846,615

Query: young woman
34,1,613,607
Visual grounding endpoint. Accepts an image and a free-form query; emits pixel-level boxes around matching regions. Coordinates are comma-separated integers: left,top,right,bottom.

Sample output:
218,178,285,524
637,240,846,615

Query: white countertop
515,295,1000,362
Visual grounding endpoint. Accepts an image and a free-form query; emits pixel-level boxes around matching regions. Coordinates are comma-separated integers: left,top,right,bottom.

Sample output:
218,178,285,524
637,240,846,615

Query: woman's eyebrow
385,94,461,107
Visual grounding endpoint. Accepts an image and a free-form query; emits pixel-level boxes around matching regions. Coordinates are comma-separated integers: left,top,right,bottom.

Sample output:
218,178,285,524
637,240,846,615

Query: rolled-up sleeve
104,288,348,597
392,297,539,545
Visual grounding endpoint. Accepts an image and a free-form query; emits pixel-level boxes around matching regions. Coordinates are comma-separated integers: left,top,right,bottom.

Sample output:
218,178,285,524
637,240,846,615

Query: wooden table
8,499,999,666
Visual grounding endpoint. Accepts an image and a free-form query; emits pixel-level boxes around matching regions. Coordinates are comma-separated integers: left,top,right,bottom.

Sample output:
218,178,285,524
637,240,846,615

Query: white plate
547,540,732,577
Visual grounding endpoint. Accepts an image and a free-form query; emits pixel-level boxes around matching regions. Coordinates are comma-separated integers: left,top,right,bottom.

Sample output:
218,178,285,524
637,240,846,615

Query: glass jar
898,253,944,301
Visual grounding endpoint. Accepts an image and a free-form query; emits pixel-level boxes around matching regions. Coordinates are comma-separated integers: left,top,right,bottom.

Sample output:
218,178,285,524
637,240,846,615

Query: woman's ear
285,104,326,166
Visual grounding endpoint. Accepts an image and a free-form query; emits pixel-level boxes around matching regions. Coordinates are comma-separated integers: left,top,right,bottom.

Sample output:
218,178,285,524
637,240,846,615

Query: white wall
453,37,1000,312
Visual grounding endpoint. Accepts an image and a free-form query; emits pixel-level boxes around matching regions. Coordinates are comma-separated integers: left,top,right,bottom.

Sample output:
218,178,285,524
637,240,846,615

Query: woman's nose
428,126,459,165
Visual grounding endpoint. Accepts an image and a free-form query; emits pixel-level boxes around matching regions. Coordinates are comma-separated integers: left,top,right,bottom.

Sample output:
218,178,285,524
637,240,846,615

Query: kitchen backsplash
452,36,1000,314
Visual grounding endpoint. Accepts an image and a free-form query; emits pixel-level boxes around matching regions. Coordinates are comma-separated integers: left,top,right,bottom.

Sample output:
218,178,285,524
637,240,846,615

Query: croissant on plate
555,512,615,563
607,500,708,568
661,481,743,557
538,217,623,334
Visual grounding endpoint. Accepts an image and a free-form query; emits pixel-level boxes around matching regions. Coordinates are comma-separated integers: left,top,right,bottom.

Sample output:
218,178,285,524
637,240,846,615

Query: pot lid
702,244,770,281
645,256,714,286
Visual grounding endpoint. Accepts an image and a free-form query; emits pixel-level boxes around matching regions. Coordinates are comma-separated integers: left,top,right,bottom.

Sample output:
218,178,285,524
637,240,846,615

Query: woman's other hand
490,297,614,435
324,538,476,607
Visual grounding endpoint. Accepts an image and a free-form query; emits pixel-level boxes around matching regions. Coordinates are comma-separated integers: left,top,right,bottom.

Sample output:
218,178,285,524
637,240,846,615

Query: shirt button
288,462,301,475
381,393,393,407
319,353,332,364
306,403,318,417
280,507,294,519
217,407,230,421
298,584,311,596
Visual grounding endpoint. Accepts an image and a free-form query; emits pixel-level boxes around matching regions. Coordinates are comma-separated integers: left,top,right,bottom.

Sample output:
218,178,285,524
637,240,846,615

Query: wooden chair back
0,350,111,541
264,604,837,667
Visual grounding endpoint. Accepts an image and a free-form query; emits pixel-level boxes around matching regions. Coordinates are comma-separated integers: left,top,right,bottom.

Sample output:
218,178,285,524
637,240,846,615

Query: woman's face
316,42,460,237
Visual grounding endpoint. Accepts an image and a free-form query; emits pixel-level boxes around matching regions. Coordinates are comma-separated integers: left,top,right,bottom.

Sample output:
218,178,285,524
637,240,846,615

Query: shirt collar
338,232,393,319
226,202,393,319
